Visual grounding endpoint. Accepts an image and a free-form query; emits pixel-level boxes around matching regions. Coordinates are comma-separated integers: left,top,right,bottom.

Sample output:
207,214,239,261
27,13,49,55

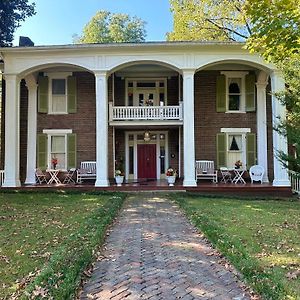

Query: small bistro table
232,168,246,184
47,169,61,184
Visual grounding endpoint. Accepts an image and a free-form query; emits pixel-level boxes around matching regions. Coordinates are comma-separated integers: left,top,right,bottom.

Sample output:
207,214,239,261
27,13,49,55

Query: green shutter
246,133,256,169
38,76,48,113
216,133,227,168
37,134,47,170
67,133,77,169
245,74,256,112
67,76,77,113
216,75,226,112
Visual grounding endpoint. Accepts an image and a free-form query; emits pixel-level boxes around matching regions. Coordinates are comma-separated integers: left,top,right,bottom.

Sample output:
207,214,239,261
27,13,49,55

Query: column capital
181,68,196,76
255,81,268,89
94,70,108,78
25,74,38,90
3,73,19,82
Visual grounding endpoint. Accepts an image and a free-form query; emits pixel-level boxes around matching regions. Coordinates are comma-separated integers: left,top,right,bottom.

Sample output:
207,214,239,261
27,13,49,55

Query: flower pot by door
167,175,176,186
115,176,124,186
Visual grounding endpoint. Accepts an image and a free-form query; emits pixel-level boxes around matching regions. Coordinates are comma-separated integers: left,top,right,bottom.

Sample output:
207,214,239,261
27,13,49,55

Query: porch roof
0,41,245,53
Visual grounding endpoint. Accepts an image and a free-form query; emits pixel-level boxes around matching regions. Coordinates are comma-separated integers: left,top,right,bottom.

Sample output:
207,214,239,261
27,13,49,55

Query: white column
94,71,110,187
182,69,197,186
25,75,38,184
256,78,269,182
3,74,21,187
270,71,290,186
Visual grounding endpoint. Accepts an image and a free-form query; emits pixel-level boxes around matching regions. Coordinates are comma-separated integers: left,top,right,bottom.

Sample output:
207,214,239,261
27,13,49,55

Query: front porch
0,179,293,197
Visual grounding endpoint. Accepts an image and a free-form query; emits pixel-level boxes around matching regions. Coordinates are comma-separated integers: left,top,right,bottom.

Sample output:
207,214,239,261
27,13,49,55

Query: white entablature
1,41,275,76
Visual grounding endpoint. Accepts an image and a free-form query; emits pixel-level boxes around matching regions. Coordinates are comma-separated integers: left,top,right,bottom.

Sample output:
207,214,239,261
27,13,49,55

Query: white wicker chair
249,165,264,184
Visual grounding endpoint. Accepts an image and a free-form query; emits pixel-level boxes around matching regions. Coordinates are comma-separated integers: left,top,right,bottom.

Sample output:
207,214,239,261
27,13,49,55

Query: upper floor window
38,72,77,114
51,78,67,114
216,72,256,113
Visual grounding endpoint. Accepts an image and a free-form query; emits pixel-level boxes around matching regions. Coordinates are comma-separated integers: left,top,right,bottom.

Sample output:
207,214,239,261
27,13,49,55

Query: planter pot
115,175,124,186
167,175,176,186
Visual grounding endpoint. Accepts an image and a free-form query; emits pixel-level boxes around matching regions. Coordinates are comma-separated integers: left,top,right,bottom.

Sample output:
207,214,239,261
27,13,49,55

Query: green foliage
245,0,300,172
167,0,251,41
245,0,300,63
77,10,146,44
0,0,36,47
174,195,300,299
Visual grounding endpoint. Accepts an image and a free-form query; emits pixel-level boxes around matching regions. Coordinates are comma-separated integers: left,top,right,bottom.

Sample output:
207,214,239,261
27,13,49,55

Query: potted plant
115,169,124,186
115,159,124,186
166,167,177,186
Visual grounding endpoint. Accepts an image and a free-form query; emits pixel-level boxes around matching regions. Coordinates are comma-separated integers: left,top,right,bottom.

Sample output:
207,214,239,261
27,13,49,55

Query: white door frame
125,131,169,180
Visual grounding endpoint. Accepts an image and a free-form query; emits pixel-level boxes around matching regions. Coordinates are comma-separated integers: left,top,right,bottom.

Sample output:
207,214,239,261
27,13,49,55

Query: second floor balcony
109,102,183,126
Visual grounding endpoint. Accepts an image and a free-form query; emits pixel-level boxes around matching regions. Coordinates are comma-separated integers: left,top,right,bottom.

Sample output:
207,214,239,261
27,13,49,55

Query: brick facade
16,70,274,182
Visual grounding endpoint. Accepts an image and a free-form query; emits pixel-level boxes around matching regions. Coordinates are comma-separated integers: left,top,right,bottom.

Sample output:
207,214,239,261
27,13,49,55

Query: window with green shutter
216,75,226,112
246,133,256,168
245,74,256,112
38,76,48,113
67,76,77,113
67,133,77,169
37,134,48,170
216,133,227,168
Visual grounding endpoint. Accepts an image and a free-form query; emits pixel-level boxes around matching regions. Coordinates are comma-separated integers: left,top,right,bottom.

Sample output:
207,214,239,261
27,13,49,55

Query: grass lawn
174,194,300,300
0,191,125,299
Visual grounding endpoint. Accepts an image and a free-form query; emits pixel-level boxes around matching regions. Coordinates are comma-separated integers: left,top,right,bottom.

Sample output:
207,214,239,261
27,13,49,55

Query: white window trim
125,78,168,106
43,129,72,170
45,72,72,115
221,71,248,113
221,128,251,168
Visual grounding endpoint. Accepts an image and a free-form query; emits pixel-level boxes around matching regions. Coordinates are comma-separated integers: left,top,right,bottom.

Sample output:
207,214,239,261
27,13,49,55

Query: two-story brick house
0,41,290,188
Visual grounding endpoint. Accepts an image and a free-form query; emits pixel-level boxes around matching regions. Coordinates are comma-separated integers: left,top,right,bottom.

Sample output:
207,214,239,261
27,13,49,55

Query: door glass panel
160,147,165,174
129,146,134,174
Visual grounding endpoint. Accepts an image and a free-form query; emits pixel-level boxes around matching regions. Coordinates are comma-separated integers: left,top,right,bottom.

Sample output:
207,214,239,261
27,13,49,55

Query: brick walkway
80,194,251,300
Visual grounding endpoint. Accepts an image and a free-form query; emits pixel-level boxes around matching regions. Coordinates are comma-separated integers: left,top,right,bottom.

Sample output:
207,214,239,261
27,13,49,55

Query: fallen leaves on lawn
0,255,10,263
286,269,300,280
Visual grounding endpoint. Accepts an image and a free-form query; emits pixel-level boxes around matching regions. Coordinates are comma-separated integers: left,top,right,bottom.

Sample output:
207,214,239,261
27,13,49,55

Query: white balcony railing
109,102,183,122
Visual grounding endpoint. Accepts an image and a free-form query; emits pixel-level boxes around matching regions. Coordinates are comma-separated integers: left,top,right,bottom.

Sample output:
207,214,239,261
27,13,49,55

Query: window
42,129,73,170
220,71,249,113
45,72,73,114
217,128,255,169
51,79,67,113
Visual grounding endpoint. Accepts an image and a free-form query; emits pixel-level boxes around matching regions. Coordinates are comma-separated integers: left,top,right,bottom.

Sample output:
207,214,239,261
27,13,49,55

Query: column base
262,176,269,183
2,179,21,188
273,179,291,187
183,179,197,187
25,176,36,185
95,180,110,187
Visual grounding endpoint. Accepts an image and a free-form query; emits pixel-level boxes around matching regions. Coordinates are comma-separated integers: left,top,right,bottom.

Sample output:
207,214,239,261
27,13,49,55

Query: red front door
137,144,157,179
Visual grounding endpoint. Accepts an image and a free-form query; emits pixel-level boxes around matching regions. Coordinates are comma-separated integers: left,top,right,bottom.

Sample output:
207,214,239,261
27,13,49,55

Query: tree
245,0,300,172
77,10,146,44
167,0,251,42
0,0,36,47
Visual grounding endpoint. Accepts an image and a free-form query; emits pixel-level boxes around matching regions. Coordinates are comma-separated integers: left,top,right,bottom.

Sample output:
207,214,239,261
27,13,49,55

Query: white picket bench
195,160,218,183
77,161,96,183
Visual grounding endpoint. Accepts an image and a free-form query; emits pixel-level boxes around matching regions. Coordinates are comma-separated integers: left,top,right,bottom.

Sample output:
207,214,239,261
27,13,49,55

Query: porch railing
289,170,300,195
0,170,4,186
109,102,183,121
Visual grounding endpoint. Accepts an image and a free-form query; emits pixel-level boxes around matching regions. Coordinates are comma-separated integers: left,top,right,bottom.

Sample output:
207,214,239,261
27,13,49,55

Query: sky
13,0,174,46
